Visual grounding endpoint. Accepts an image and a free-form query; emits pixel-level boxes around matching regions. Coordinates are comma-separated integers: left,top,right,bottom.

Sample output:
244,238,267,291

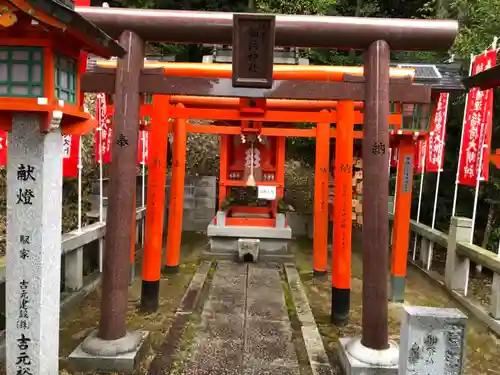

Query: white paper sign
258,185,277,200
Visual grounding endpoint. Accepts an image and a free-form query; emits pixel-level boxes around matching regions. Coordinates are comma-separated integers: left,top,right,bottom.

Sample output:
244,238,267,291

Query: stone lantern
0,1,124,374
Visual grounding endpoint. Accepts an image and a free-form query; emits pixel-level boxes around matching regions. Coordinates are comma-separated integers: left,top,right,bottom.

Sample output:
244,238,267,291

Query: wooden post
164,111,187,272
361,40,391,350
390,138,414,302
141,95,170,312
98,31,144,341
313,121,331,276
331,101,354,325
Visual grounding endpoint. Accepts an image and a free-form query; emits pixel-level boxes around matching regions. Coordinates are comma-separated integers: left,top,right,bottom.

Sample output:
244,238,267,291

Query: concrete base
129,264,136,286
338,337,399,375
207,212,292,240
390,275,406,302
204,237,293,263
238,238,259,262
68,330,150,374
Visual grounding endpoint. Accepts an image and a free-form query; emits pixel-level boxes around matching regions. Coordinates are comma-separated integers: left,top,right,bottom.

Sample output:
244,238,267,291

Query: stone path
183,261,300,375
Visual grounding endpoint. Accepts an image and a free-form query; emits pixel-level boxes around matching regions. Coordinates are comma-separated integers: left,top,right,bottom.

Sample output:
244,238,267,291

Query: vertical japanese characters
62,134,80,178
15,163,36,375
339,163,351,252
458,50,496,186
94,93,149,165
95,93,113,164
401,155,412,193
444,324,464,374
414,138,427,174
426,93,450,173
137,130,149,165
247,25,261,74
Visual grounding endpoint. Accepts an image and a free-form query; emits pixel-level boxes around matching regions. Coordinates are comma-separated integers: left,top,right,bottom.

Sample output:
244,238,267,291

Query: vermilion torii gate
74,7,457,374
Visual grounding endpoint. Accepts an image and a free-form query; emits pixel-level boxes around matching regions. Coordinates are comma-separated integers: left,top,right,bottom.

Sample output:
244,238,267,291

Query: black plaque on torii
232,13,276,89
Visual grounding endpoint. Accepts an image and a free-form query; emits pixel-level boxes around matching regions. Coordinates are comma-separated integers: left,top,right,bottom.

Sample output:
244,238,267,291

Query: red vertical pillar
313,121,330,276
141,95,170,312
390,138,414,302
331,101,354,325
164,109,187,272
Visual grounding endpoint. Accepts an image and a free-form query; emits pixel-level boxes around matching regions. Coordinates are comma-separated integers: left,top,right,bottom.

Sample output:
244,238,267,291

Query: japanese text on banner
390,147,398,168
426,93,450,173
457,50,496,186
137,131,149,165
95,93,112,164
62,135,80,178
415,138,427,174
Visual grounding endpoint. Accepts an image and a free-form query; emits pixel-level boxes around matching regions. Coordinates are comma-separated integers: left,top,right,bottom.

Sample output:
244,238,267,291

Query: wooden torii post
74,7,457,374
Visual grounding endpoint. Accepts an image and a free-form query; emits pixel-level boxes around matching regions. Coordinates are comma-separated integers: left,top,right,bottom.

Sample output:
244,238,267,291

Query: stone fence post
444,217,472,293
65,247,84,292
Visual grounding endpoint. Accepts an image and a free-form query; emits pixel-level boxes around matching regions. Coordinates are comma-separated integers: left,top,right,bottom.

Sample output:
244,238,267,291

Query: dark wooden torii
76,6,458,370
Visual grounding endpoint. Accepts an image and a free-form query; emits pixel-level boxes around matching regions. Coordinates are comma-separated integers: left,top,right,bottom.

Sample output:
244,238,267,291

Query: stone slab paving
183,261,300,375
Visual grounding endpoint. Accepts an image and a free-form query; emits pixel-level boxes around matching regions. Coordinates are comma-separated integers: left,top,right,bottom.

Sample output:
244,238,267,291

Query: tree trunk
482,202,496,248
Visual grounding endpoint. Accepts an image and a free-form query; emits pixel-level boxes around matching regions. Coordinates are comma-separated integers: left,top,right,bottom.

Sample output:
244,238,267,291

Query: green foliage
255,0,336,14
449,0,500,56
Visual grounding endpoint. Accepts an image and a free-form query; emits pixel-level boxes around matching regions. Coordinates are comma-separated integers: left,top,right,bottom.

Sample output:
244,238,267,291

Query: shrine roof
390,62,465,94
462,64,500,90
7,0,125,58
432,63,466,93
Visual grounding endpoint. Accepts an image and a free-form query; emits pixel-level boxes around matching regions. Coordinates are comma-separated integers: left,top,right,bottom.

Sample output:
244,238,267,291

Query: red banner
426,93,450,172
414,138,427,174
458,51,496,186
0,131,7,167
482,71,495,182
390,147,398,167
95,93,112,164
137,130,149,165
62,135,80,178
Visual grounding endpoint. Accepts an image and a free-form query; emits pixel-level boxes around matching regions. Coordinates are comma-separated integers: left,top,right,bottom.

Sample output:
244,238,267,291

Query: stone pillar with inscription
399,306,467,375
0,1,125,374
6,114,63,375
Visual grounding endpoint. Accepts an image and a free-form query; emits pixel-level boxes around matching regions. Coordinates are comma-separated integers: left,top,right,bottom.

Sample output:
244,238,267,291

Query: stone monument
399,306,468,375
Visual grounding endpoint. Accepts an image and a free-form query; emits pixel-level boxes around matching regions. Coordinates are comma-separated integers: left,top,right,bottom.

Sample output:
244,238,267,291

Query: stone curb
284,263,334,375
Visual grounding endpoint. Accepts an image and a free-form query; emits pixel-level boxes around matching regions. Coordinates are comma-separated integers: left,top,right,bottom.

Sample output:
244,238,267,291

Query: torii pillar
337,40,399,373
69,31,150,374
